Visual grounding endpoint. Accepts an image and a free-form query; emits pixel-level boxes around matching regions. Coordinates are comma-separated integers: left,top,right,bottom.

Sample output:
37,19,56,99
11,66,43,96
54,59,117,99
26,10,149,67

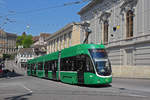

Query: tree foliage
16,32,33,48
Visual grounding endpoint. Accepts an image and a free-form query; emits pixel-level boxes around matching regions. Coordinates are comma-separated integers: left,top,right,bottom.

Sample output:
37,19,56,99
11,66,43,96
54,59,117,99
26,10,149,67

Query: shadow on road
1,69,23,78
43,78,112,88
77,84,112,88
5,93,32,100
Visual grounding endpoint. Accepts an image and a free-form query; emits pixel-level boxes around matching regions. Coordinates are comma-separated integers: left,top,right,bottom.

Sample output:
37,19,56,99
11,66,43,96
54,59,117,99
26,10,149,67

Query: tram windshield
89,49,111,76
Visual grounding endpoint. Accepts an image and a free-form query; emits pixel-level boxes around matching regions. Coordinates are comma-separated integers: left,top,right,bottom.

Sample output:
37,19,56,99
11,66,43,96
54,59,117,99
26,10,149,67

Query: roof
18,48,35,55
32,33,51,43
32,36,40,42
32,45,46,48
6,33,17,38
78,0,103,15
40,33,51,38
0,30,5,35
0,30,17,38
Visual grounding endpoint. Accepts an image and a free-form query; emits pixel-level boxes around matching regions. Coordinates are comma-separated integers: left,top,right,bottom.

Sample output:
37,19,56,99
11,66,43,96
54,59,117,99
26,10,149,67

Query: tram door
77,56,85,84
52,61,57,80
30,66,32,76
34,64,36,76
31,65,33,76
45,63,48,78
77,69,84,84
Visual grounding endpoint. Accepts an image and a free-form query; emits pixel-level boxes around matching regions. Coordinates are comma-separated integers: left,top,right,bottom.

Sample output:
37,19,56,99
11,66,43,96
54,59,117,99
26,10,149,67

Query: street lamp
26,24,30,34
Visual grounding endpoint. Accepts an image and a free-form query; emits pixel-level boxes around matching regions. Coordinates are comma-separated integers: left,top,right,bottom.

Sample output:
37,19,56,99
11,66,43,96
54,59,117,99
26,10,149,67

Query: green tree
16,32,33,48
16,36,23,46
22,35,33,48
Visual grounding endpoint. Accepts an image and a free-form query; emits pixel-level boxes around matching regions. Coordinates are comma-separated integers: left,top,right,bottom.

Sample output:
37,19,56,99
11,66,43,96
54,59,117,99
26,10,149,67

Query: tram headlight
90,75,93,78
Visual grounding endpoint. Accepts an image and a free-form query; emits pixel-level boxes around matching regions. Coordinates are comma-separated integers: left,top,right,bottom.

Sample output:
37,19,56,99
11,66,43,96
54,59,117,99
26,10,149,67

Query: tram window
75,55,86,71
38,63,40,70
50,60,57,71
54,60,58,70
60,59,64,71
60,58,67,71
34,64,36,70
31,64,34,70
32,64,35,69
52,61,55,71
75,55,95,73
64,59,71,71
60,55,95,72
44,62,48,70
48,62,52,71
44,62,47,69
30,64,32,69
47,62,51,71
85,56,94,73
60,57,74,71
38,62,43,70
27,64,30,69
71,60,76,71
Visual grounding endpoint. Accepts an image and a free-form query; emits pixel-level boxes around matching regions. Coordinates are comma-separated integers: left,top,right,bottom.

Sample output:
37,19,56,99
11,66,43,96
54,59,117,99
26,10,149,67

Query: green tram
27,44,112,85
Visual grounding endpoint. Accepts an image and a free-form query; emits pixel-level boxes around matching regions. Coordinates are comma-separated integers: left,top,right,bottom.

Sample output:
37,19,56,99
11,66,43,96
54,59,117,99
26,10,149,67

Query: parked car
2,69,11,77
0,68,3,77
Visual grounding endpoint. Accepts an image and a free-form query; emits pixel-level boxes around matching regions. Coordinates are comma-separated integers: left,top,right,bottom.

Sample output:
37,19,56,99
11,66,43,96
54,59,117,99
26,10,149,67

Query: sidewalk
112,78,150,93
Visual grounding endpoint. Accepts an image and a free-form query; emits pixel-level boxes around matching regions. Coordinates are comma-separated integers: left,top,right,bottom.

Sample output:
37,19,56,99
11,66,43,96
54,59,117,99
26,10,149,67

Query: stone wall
71,25,81,46
112,65,150,78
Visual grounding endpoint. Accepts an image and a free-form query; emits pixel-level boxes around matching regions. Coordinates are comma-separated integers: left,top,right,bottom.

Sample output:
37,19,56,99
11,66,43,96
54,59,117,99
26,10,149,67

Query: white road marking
21,85,33,93
126,94,147,98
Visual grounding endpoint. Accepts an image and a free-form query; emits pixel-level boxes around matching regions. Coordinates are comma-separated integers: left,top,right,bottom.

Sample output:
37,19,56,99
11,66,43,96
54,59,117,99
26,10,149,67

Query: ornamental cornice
120,0,138,13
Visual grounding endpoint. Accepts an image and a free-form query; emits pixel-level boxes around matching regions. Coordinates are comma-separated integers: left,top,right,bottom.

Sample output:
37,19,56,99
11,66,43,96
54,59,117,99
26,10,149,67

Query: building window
54,40,56,52
57,38,59,51
126,10,134,38
58,38,60,51
68,33,71,47
59,37,61,50
125,49,133,66
103,20,109,44
61,36,63,49
52,40,54,52
64,34,67,48
63,35,65,49
50,42,52,53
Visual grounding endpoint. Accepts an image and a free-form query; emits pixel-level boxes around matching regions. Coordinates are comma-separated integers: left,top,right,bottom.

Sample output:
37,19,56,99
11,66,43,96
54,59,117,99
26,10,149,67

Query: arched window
126,10,134,38
103,20,109,44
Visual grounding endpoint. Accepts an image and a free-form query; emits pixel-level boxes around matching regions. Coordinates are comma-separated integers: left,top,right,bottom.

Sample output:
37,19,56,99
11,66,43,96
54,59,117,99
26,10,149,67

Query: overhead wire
0,0,91,33
7,0,91,16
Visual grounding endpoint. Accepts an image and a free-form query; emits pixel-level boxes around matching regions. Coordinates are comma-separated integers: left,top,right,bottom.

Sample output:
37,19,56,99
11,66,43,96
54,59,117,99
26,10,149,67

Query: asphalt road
0,76,150,100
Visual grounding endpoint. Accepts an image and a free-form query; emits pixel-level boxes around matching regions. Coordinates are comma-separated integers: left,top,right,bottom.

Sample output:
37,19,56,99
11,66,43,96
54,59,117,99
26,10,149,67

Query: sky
0,0,89,36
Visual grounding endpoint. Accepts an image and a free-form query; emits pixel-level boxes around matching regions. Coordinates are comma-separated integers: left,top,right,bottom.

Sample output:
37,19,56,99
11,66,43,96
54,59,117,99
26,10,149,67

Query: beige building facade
32,33,51,56
0,30,17,57
47,22,81,54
